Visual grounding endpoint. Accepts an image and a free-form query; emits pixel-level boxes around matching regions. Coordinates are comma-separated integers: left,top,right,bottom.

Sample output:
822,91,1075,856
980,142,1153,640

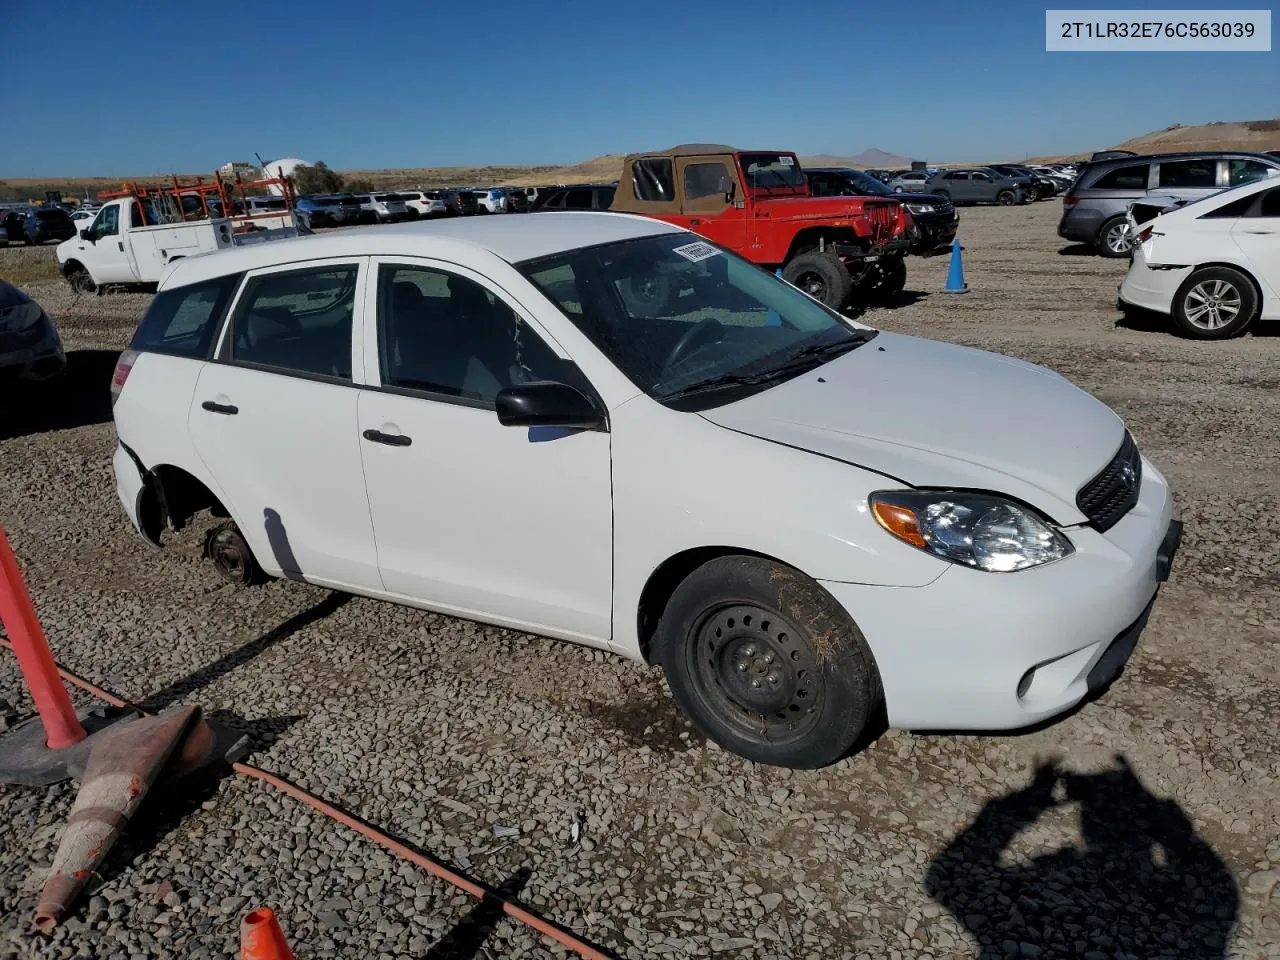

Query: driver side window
93,205,119,238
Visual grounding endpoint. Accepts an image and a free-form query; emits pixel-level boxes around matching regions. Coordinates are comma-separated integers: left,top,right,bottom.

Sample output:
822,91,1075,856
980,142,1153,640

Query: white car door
188,257,380,590
74,204,137,283
1231,185,1280,312
356,257,613,645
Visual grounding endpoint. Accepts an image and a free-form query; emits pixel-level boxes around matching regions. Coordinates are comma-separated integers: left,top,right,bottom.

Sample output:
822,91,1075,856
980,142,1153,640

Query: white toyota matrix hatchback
110,213,1180,768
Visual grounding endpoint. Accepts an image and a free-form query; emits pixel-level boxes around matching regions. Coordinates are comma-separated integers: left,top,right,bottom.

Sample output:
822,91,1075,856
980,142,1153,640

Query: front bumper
1118,247,1188,315
819,457,1177,731
909,214,959,253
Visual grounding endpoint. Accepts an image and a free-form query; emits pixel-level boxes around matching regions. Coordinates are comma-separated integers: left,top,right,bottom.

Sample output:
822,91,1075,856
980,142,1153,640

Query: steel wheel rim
691,603,823,744
793,270,827,300
1105,222,1133,253
1184,280,1242,330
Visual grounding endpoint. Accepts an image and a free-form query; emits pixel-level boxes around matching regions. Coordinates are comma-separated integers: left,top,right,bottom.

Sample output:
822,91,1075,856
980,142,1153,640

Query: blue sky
2,0,1275,176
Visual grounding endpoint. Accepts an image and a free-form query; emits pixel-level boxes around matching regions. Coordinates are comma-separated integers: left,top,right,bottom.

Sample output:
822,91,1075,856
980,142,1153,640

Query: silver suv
1058,152,1280,257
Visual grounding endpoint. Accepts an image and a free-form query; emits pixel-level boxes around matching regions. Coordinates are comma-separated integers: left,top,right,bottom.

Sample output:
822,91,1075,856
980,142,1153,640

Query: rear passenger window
632,158,675,201
229,265,357,380
1157,160,1216,188
1091,164,1149,190
565,190,593,209
130,273,241,359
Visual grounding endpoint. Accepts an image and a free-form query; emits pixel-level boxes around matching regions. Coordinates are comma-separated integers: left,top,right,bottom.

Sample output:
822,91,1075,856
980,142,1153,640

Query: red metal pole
0,530,85,750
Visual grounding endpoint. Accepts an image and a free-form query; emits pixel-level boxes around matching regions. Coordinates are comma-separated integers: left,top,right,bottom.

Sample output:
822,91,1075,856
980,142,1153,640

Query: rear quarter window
130,273,242,359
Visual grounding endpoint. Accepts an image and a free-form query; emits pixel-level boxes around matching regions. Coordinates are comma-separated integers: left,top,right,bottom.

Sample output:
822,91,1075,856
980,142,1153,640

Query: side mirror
724,181,736,204
79,229,93,242
495,381,605,431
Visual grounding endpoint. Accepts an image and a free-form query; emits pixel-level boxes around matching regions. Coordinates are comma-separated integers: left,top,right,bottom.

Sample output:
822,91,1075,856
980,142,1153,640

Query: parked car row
2,206,78,245
1058,150,1280,257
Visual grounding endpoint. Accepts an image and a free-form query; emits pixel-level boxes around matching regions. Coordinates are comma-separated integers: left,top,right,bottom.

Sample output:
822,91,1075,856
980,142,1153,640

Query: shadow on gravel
0,349,119,441
422,866,532,960
1115,304,1173,335
1057,244,1098,257
140,593,350,712
925,755,1239,959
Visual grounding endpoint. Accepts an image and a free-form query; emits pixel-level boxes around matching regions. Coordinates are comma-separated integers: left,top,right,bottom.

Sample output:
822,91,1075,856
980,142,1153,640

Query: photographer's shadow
926,755,1239,959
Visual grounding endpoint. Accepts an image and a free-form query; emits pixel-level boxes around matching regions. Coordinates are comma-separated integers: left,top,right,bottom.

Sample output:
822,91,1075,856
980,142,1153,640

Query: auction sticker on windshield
672,241,720,262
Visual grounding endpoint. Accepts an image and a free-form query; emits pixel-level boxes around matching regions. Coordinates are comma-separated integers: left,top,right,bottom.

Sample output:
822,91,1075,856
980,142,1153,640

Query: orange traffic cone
34,706,205,932
241,908,296,960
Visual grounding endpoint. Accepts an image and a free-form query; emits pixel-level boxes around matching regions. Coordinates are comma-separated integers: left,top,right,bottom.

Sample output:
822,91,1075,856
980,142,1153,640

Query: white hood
700,332,1125,525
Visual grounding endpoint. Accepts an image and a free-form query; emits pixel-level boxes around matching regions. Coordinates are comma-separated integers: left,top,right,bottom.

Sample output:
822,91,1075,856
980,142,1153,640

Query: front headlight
869,491,1073,572
905,203,935,215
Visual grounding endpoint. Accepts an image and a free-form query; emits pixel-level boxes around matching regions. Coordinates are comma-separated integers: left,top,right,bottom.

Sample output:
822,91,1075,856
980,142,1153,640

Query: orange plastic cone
241,908,296,960
34,706,204,932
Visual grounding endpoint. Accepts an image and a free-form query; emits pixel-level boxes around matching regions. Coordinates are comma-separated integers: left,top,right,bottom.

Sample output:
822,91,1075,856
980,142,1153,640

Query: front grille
1077,431,1141,532
864,201,898,243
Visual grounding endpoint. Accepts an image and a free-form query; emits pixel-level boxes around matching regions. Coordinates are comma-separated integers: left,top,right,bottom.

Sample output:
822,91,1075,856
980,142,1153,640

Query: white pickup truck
56,196,299,292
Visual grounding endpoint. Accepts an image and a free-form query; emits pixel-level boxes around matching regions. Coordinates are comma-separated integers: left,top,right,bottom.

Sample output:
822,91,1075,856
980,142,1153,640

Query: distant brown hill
8,120,1276,201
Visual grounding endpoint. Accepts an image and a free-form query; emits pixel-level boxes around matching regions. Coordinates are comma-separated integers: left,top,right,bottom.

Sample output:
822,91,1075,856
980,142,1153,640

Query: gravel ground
1,206,1278,959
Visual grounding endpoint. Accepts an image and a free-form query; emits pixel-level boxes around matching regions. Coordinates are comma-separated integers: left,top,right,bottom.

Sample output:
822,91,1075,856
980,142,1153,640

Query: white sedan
1120,174,1280,339
109,213,1179,768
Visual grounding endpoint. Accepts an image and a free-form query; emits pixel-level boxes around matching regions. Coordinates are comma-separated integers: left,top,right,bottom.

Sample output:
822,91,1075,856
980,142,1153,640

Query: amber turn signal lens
871,502,928,549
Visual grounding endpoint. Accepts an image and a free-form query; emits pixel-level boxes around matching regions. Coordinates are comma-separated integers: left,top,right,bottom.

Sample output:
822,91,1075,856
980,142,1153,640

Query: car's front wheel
1172,266,1257,339
1096,216,1134,257
656,556,882,769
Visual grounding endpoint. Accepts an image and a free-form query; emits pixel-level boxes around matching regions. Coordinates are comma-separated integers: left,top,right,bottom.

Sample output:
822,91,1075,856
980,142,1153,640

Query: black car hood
895,192,950,206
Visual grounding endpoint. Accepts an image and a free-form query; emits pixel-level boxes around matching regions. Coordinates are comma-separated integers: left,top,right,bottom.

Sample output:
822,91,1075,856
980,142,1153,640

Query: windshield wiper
660,332,875,402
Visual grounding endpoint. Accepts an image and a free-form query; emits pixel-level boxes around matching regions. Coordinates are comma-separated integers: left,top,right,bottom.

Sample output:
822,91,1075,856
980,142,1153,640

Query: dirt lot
0,204,1277,959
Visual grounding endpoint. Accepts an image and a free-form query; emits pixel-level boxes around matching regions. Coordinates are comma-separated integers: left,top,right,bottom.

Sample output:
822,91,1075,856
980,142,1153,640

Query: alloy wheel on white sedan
1172,266,1258,340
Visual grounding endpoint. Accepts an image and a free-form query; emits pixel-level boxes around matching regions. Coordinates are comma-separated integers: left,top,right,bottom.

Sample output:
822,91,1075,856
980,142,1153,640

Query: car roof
1087,150,1279,167
161,212,683,289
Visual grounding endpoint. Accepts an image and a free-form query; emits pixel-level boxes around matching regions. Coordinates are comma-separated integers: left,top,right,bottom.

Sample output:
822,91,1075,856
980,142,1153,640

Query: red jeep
610,145,913,310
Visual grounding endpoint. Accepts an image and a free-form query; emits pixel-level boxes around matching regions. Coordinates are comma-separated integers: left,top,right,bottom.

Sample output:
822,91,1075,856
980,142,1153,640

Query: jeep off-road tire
782,251,853,311
656,555,882,769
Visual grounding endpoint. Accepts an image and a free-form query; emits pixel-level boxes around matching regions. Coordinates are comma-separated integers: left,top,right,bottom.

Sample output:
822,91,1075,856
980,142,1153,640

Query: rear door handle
201,400,238,415
363,429,412,447
1242,229,1275,234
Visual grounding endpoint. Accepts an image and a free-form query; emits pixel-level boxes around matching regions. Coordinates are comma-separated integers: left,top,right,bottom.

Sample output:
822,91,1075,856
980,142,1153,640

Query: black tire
66,265,95,294
860,256,907,305
655,556,882,769
1171,266,1258,340
782,251,853,311
1096,216,1134,258
997,190,1016,206
204,521,266,587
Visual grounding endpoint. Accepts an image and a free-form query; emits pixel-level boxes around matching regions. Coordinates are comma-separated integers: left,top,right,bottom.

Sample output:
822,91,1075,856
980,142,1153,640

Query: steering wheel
662,318,725,378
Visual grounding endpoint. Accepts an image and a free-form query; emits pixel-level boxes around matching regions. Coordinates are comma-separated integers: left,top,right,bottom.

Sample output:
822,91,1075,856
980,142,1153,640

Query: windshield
739,153,805,191
375,194,400,202
845,171,894,196
519,233,875,409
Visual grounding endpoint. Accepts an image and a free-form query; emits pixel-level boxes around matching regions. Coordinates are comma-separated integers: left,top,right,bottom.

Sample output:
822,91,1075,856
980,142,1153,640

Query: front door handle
1241,229,1275,234
690,218,702,225
118,241,124,251
201,400,238,415
363,429,412,447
